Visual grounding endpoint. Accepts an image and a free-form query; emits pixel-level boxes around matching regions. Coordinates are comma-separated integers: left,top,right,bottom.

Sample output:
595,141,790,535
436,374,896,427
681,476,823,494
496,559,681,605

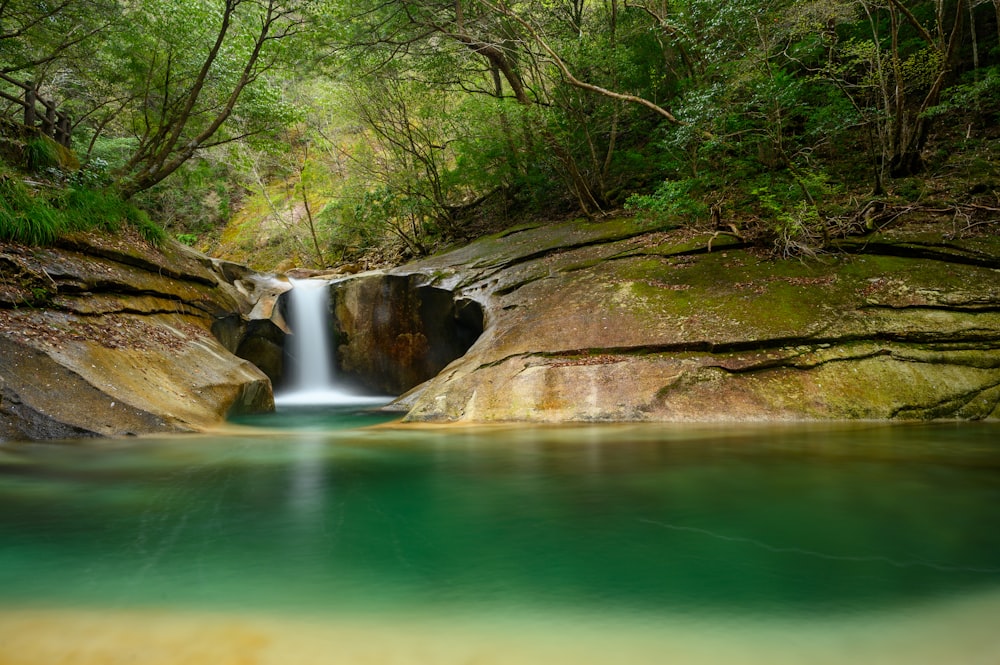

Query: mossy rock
386,219,1000,422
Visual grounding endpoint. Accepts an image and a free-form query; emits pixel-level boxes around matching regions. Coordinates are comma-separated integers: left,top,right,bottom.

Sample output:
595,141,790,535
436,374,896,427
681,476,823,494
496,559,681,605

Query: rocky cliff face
0,231,281,440
378,217,1000,422
5,215,997,438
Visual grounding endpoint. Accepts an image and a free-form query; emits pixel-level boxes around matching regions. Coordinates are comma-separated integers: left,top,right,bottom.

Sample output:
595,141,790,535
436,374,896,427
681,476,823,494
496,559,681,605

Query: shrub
625,178,709,226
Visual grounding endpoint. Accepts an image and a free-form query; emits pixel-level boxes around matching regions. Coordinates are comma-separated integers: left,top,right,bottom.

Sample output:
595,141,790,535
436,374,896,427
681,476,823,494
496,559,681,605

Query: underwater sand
4,589,1000,665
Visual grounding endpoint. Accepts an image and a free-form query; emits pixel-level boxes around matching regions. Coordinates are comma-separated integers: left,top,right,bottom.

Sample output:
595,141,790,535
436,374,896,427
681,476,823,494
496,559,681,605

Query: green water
1,414,1000,662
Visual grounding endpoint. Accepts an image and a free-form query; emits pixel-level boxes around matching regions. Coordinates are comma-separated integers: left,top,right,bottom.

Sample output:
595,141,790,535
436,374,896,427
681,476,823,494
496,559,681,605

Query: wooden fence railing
0,73,72,147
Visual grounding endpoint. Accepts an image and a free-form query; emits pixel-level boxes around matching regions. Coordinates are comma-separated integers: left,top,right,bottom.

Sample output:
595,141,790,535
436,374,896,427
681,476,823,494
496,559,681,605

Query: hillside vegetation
1,0,998,271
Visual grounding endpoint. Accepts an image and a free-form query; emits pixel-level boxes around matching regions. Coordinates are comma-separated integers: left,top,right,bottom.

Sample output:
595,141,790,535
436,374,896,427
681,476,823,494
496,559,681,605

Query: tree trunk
116,0,296,199
880,0,964,178
454,21,602,215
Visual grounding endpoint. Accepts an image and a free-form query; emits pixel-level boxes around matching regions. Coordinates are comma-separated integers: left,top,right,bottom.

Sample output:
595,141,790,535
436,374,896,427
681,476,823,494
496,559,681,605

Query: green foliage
137,154,240,238
625,179,709,225
925,66,1000,119
125,207,165,244
78,136,138,176
0,175,163,246
5,0,994,266
29,286,54,306
0,0,120,84
62,185,165,243
68,157,113,189
24,137,61,171
749,165,839,256
819,1,970,180
316,197,377,252
752,185,824,257
81,0,308,198
351,186,429,256
0,177,64,244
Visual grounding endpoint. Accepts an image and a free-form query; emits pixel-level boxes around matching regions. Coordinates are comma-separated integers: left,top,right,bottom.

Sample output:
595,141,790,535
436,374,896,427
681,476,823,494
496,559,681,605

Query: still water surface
1,410,999,664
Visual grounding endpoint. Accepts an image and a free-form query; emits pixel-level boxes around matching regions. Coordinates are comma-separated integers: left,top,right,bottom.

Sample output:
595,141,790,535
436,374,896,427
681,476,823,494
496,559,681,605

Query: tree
110,0,308,199
0,0,119,149
477,0,684,124
352,71,468,237
326,0,687,215
0,0,115,77
825,0,965,187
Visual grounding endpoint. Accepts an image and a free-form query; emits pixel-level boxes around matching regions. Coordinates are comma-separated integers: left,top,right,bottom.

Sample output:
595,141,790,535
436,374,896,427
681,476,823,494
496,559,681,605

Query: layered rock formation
380,217,1000,422
4,214,997,438
0,231,283,439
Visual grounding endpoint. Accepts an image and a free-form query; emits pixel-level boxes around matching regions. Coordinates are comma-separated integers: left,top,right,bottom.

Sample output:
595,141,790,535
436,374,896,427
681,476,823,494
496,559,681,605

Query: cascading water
275,278,389,407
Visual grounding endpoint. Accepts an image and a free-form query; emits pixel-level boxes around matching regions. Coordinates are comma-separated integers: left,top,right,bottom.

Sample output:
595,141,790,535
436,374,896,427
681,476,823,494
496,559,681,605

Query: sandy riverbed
3,590,1000,665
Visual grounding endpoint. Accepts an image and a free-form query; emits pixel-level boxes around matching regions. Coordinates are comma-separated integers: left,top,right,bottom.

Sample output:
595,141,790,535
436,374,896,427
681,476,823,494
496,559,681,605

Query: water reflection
286,437,329,519
0,420,999,664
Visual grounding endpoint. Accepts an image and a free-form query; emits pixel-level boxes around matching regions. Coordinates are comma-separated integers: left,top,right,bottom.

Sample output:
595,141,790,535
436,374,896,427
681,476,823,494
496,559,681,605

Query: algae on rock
381,217,1000,422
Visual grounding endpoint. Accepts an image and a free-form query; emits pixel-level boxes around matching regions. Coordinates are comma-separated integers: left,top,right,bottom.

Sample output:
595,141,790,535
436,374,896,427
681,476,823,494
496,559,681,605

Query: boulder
377,217,1000,422
0,230,276,440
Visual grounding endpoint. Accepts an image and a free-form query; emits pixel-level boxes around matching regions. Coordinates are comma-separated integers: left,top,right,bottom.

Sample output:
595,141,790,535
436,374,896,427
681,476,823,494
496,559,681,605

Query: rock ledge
1,231,275,440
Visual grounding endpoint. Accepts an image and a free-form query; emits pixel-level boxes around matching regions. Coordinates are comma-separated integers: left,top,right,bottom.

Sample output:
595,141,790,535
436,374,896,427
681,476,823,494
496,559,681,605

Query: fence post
24,83,36,129
57,112,72,147
42,103,56,138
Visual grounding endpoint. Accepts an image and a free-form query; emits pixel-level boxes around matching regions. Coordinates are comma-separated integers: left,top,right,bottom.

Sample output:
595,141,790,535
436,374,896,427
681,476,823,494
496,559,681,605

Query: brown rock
376,217,1000,422
0,234,276,440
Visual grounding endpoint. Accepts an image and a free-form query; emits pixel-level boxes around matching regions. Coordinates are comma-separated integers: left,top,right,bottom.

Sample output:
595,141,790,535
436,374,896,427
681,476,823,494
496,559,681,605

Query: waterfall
275,278,388,407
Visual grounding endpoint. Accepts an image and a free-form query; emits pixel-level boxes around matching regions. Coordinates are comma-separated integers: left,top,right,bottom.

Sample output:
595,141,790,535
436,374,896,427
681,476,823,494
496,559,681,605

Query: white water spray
275,278,389,407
